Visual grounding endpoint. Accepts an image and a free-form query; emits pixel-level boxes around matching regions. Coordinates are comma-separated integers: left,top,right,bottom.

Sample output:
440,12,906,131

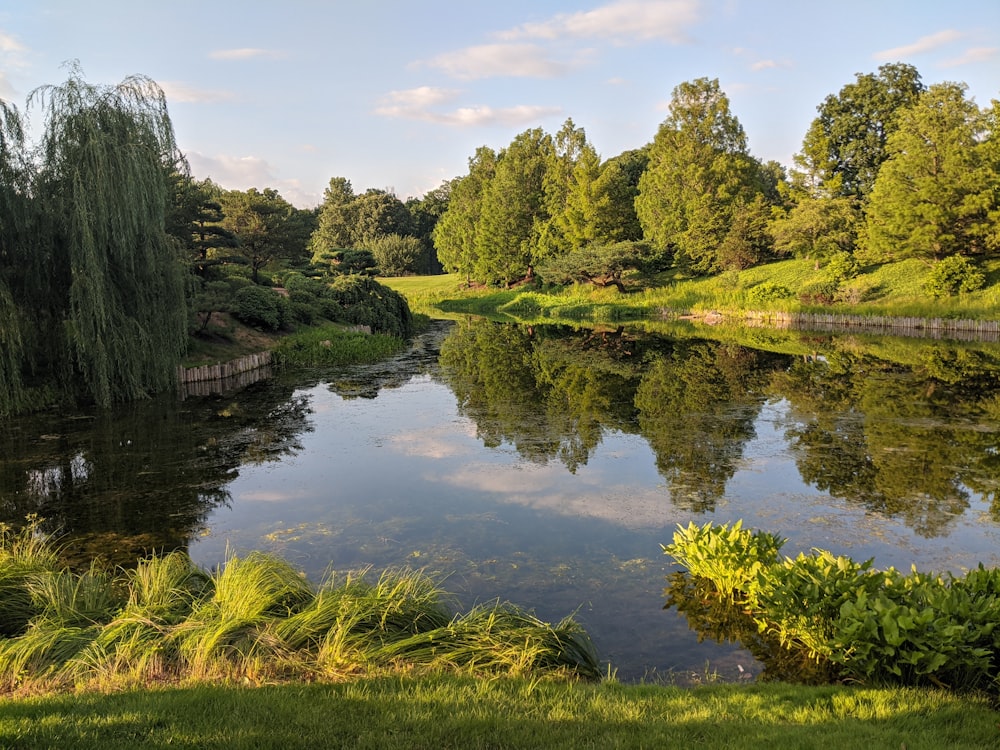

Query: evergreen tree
636,78,768,273
474,128,554,285
861,83,997,263
432,147,497,283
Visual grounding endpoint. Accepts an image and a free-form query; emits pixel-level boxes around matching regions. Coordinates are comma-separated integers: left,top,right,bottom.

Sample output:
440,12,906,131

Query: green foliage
824,250,860,284
0,533,599,692
8,67,189,409
662,521,785,602
365,233,423,277
272,325,406,367
636,78,774,273
232,285,285,331
923,255,986,298
324,275,413,337
794,63,924,198
0,519,60,637
861,83,997,264
663,521,1000,694
746,282,792,305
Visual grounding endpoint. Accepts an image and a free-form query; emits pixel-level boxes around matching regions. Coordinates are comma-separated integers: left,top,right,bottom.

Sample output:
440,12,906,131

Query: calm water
3,318,1000,682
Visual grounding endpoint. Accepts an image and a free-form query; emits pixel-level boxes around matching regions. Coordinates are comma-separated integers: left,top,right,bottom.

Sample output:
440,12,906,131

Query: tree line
3,63,997,414
431,64,1000,295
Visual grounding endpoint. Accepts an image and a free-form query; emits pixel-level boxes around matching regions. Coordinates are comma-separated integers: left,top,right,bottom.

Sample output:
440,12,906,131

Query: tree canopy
1,67,189,413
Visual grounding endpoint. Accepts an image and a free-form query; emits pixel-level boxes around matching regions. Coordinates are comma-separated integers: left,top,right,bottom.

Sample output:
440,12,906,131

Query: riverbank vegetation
0,521,598,695
664,521,1000,696
1,523,997,748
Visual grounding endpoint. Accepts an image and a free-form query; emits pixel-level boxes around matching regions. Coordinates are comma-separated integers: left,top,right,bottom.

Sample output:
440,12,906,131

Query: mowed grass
1,677,997,749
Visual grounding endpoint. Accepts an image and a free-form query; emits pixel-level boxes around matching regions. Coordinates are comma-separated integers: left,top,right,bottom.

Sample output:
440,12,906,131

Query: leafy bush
923,255,986,298
662,520,785,602
323,275,413,337
663,522,1000,694
824,251,860,284
233,286,284,331
365,234,423,277
746,282,793,305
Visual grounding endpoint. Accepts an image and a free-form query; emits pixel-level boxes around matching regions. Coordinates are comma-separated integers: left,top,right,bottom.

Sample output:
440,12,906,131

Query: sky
0,0,997,207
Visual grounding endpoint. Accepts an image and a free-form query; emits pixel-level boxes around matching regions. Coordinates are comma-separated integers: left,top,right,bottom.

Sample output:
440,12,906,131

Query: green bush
923,255,986,298
232,286,284,330
824,251,860,284
798,280,838,305
322,275,413,337
746,282,792,305
663,522,1000,694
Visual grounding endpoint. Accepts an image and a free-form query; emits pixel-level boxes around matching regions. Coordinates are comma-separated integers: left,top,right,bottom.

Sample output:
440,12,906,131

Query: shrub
923,255,986,298
663,522,1000,694
824,251,860,285
746,282,792,305
798,281,837,305
233,286,283,331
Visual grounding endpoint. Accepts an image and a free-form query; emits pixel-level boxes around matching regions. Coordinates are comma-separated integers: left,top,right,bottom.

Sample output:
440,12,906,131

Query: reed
0,534,599,694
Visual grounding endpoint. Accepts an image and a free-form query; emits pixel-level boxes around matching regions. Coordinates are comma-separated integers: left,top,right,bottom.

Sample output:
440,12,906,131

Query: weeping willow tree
0,66,188,413
0,99,31,414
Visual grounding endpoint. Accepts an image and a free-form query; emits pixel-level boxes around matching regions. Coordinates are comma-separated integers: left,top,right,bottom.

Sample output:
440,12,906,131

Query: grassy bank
379,258,1000,325
2,677,997,749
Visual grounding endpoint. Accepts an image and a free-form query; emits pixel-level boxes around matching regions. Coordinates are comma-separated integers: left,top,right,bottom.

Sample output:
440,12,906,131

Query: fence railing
738,311,1000,342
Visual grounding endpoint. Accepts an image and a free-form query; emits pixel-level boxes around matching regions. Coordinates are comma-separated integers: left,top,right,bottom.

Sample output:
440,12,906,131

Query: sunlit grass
0,526,600,694
271,325,407,367
400,258,1000,325
1,677,996,749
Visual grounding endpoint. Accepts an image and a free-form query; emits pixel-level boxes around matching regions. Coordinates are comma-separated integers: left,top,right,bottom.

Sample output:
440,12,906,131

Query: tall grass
271,325,407,367
0,529,600,694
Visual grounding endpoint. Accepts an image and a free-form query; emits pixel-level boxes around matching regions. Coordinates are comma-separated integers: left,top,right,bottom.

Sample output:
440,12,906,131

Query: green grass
0,677,996,749
0,525,599,694
391,259,1000,325
271,325,408,367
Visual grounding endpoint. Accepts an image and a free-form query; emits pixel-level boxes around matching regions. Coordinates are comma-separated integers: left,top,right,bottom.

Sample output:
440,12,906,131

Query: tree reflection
636,342,781,511
438,319,643,472
773,344,1000,537
0,383,312,565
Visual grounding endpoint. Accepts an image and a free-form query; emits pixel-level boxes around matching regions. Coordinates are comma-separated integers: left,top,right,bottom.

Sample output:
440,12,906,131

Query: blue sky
1,1,997,207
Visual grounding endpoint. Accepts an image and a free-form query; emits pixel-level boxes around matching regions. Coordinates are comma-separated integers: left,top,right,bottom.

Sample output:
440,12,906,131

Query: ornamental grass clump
0,532,600,694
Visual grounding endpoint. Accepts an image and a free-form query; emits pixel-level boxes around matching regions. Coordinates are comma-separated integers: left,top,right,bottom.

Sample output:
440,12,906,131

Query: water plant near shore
0,524,599,694
663,521,1000,694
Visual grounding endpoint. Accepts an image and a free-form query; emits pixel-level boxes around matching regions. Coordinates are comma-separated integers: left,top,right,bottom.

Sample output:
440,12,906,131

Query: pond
2,318,1000,683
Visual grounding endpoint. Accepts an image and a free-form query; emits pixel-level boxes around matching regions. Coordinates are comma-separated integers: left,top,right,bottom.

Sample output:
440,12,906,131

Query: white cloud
0,30,27,57
0,71,15,101
184,152,319,208
750,58,792,72
0,29,28,100
423,43,578,80
874,29,963,61
375,86,561,127
159,80,235,104
498,0,700,44
209,48,286,61
941,46,999,67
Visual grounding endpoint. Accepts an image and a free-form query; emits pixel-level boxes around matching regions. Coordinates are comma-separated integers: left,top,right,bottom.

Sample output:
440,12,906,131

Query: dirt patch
185,313,286,366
